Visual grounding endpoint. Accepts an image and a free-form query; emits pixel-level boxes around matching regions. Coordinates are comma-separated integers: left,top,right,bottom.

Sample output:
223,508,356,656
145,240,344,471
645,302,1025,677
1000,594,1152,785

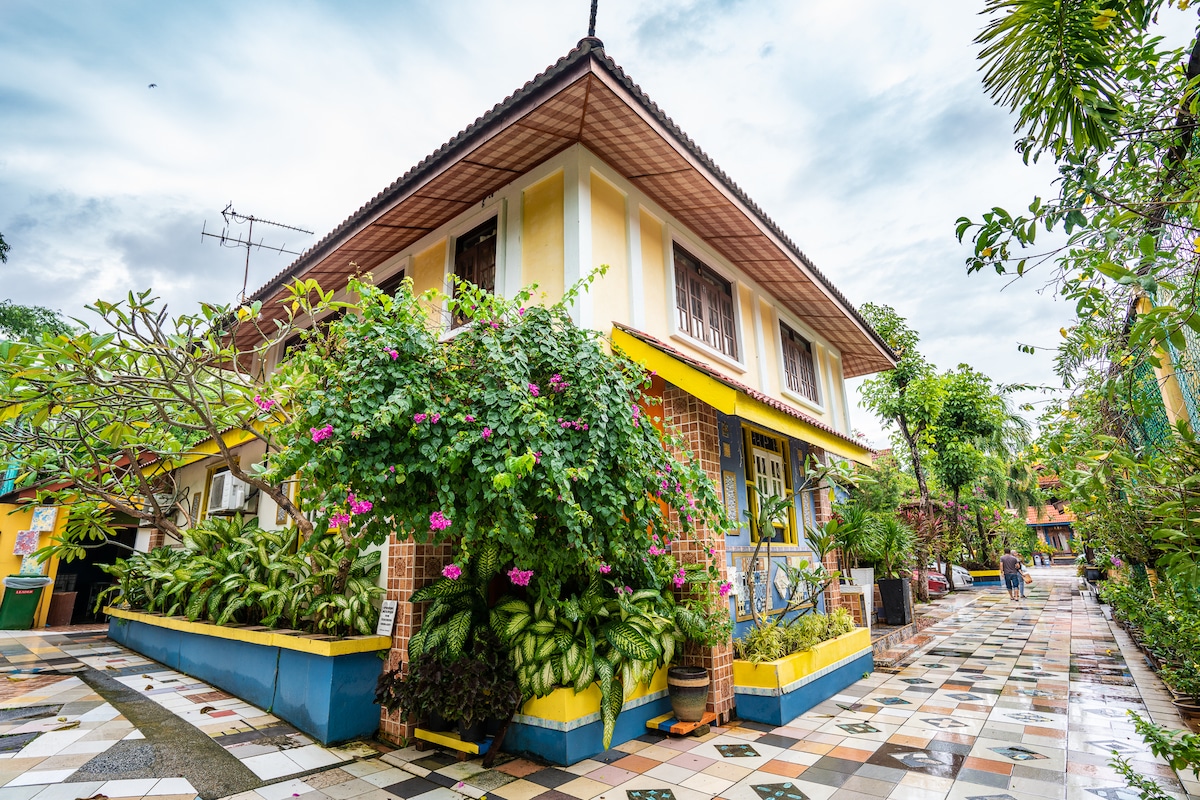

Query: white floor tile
285,745,344,771
254,778,311,800
148,778,196,796
97,779,159,796
241,751,303,780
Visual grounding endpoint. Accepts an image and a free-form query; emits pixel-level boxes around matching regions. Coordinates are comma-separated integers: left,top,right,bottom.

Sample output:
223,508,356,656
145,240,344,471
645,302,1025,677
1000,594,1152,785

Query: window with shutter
673,245,737,359
781,323,820,403
744,428,795,544
452,217,498,328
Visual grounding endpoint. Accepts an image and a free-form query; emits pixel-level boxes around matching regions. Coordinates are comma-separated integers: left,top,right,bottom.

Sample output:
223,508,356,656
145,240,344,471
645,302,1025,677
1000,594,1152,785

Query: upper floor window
375,268,407,297
781,323,819,403
452,217,498,327
674,245,737,359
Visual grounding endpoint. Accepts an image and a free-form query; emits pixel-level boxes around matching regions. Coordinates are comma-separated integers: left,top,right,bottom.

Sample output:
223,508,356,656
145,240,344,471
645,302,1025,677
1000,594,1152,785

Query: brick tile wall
663,386,734,722
378,534,454,744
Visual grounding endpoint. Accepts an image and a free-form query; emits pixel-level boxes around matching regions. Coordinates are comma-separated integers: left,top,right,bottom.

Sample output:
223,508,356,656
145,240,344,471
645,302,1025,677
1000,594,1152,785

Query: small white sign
376,600,398,637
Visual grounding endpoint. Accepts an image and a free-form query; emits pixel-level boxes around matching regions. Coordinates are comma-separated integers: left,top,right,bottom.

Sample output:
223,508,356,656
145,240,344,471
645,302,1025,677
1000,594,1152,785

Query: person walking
1000,548,1022,602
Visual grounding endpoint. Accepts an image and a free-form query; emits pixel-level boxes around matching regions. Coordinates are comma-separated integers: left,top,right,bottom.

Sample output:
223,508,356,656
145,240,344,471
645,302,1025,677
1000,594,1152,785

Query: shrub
734,608,855,663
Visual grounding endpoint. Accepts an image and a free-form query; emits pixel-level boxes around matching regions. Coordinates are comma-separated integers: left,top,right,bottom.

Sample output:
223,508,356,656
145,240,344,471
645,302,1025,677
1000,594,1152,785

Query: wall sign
376,600,398,637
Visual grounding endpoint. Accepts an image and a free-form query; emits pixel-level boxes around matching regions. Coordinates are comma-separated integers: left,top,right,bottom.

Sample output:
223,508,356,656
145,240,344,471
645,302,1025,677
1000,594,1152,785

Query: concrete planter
968,569,1002,586
505,666,670,766
733,628,873,726
105,608,390,745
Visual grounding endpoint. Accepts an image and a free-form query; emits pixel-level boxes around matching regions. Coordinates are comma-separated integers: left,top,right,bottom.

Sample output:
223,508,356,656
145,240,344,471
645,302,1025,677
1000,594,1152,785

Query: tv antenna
201,203,313,302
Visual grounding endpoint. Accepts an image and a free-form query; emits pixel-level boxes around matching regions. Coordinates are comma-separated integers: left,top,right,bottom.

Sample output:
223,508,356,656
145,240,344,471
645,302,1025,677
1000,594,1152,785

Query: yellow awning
611,328,872,463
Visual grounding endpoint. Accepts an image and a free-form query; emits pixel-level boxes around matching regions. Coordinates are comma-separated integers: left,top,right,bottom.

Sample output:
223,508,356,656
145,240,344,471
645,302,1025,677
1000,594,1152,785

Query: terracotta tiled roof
612,323,870,452
1026,503,1076,526
240,38,896,378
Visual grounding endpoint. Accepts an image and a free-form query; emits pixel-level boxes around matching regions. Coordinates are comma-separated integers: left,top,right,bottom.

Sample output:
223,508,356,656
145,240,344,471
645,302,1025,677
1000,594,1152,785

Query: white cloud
2,0,1192,445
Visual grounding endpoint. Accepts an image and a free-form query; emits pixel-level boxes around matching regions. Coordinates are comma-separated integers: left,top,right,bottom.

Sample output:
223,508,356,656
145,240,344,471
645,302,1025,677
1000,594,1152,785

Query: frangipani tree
0,291,310,559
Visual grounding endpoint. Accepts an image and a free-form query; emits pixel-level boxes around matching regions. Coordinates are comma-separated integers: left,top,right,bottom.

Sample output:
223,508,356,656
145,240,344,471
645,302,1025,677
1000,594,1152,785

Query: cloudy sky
2,1,1194,445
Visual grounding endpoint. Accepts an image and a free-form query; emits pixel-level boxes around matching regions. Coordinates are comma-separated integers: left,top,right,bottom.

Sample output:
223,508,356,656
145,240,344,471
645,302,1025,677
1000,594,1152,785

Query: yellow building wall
640,211,666,330
522,170,565,304
411,240,447,318
758,296,780,397
590,174,630,328
0,505,64,628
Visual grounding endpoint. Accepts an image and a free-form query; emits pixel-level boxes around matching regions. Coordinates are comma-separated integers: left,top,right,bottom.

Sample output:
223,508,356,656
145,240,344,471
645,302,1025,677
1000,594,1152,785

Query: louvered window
781,323,819,403
452,217,498,328
674,246,737,359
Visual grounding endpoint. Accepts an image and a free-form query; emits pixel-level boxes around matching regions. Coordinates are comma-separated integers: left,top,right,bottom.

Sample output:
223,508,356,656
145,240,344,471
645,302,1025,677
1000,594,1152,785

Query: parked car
913,569,949,597
928,562,973,587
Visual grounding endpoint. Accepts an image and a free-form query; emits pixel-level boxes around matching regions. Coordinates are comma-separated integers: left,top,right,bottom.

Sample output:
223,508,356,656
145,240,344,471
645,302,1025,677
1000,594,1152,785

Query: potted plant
833,504,880,590
375,652,459,732
444,630,523,742
873,517,915,626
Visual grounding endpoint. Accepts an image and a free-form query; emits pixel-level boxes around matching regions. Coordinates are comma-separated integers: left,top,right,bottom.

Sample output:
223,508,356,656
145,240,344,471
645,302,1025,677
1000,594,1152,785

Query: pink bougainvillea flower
429,511,452,532
310,424,334,443
253,394,276,412
624,585,633,594
508,567,533,586
386,348,399,360
648,545,666,556
389,466,396,473
673,567,687,588
518,307,526,316
442,563,462,580
481,427,493,440
465,415,475,423
430,412,441,424
718,581,733,598
528,383,540,398
490,321,500,329
533,451,542,464
599,563,611,574
329,512,351,529
413,413,427,423
347,494,373,515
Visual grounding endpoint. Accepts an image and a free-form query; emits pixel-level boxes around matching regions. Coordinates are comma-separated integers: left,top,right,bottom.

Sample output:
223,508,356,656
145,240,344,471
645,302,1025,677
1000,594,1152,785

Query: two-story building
140,36,895,735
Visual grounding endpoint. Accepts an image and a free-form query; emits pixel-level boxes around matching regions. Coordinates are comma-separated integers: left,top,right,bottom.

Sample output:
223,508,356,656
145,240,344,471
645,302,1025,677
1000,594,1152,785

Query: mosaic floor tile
751,782,810,800
716,744,761,758
989,746,1048,762
625,789,676,800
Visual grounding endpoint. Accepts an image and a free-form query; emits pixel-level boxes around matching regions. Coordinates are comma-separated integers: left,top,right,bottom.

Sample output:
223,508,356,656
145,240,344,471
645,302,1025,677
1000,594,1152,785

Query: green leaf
409,579,468,603
603,621,660,662
444,610,472,659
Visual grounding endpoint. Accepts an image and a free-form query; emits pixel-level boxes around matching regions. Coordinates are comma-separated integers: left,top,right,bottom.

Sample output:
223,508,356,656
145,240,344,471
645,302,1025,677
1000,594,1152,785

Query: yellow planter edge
968,570,1001,577
733,627,872,690
105,607,391,656
520,665,669,723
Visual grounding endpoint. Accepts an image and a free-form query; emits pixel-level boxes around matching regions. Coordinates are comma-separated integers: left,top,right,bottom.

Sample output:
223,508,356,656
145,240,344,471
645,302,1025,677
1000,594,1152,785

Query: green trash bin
0,576,52,630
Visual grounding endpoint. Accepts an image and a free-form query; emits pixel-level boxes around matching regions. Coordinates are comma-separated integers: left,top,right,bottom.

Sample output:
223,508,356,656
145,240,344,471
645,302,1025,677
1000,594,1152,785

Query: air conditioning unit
207,471,249,515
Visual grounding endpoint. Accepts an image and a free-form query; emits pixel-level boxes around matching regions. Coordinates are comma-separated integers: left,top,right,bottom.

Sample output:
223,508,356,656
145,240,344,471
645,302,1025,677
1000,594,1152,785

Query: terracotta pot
667,666,709,722
1172,697,1200,733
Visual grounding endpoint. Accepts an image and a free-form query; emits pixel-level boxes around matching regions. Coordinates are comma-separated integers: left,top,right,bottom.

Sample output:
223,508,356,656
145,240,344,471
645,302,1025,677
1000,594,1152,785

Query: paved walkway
0,569,1194,800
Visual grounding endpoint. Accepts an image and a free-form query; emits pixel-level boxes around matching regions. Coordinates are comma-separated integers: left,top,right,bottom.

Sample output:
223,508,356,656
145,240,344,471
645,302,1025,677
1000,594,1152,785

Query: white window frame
663,229,747,373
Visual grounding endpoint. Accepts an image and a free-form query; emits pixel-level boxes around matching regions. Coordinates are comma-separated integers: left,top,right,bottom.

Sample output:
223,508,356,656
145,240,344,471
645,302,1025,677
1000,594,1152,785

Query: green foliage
484,569,724,750
0,290,307,547
0,301,72,342
1101,568,1200,698
377,629,521,728
976,0,1164,158
1111,710,1200,799
874,517,916,580
263,273,730,603
97,516,383,636
733,608,855,663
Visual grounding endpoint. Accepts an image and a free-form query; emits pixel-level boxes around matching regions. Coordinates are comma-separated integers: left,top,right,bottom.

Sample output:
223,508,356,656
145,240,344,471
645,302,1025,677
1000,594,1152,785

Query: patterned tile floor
0,569,1192,800
257,568,1196,800
0,628,378,800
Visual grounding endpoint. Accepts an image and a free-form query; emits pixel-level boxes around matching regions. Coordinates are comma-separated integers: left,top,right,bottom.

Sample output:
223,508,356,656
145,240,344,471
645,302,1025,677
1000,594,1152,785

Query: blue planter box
733,628,874,727
106,608,390,745
503,666,671,766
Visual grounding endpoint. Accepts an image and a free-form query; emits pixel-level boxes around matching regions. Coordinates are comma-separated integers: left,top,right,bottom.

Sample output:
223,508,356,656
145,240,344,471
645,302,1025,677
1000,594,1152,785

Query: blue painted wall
718,413,826,639
108,618,384,744
504,695,672,766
